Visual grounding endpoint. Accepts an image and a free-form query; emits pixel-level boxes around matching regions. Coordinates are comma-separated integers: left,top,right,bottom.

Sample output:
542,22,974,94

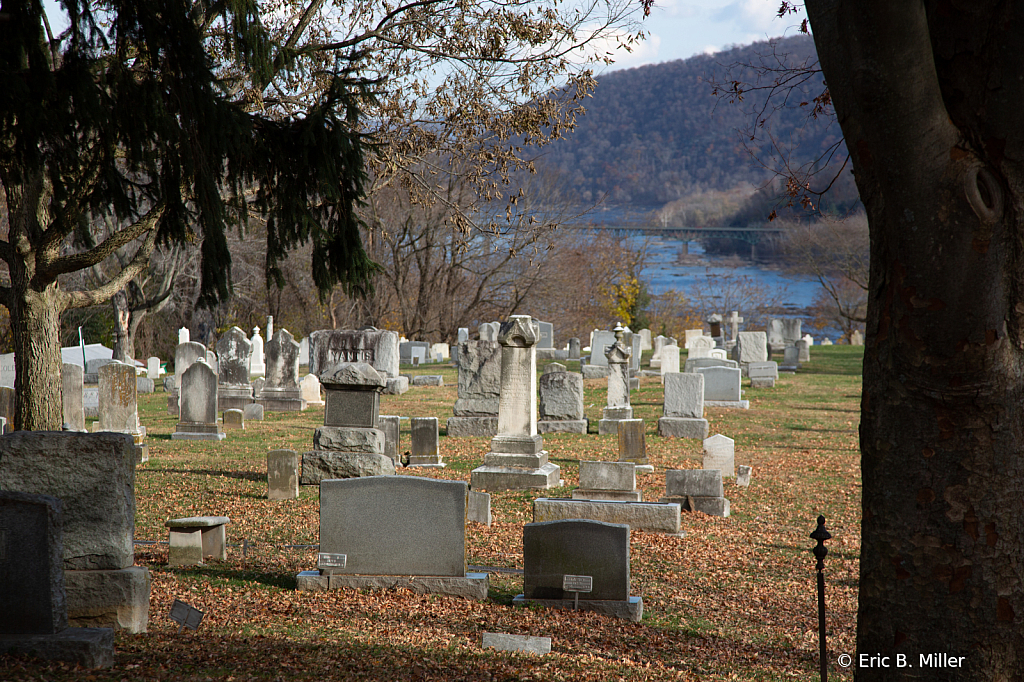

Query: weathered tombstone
215,327,254,410
850,330,864,345
707,313,723,340
298,336,310,365
588,330,616,367
97,362,147,460
684,356,739,374
781,318,803,346
534,498,681,534
536,320,554,349
737,464,752,487
650,335,668,369
301,363,395,484
617,419,651,472
308,328,402,393
767,319,785,348
411,375,444,386
147,357,161,380
638,328,652,351
568,337,581,360
260,329,306,411
429,342,450,361
471,316,560,491
136,377,154,394
165,516,230,566
0,384,13,426
249,326,266,377
206,349,218,374
797,338,811,363
178,327,190,345
683,329,704,346
169,341,207,415
703,434,736,478
222,409,244,429
630,333,642,372
377,415,401,465
482,632,550,654
478,322,499,342
781,344,800,370
725,311,744,345
86,358,114,376
0,432,150,634
597,325,633,435
513,519,642,621
400,341,430,365
658,372,708,439
409,417,444,467
696,366,749,408
660,468,730,517
172,359,225,440
300,373,324,406
296,477,487,599
0,490,115,668
243,402,264,421
62,362,86,432
572,461,640,501
267,450,299,500
446,340,501,437
538,366,587,434
659,343,680,383
467,490,492,526
457,328,470,343
733,331,768,365
821,338,834,346
266,315,274,344
748,361,779,388
687,335,714,359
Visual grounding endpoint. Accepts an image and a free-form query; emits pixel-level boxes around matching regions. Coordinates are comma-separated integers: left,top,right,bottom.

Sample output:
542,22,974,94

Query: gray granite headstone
267,450,299,500
216,327,252,387
522,519,629,601
539,369,584,421
409,417,440,466
180,360,218,425
265,329,301,390
589,330,616,367
536,321,554,349
617,419,647,465
696,366,742,402
0,432,136,570
320,363,384,428
98,362,141,434
308,328,400,379
319,476,467,576
377,415,401,465
568,337,581,360
703,434,735,478
453,341,501,416
664,373,703,418
62,363,85,431
734,331,768,364
666,469,723,498
0,490,67,634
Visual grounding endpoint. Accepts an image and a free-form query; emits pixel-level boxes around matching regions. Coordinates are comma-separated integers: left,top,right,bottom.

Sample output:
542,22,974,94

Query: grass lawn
3,345,863,681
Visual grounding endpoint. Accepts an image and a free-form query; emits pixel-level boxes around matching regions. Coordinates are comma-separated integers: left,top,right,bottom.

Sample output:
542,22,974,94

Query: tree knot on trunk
964,164,1003,225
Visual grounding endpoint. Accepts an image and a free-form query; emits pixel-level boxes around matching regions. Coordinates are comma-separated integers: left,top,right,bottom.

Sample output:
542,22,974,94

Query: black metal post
811,515,832,682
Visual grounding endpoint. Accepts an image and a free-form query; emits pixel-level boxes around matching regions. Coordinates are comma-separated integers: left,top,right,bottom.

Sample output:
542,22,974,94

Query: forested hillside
542,35,851,210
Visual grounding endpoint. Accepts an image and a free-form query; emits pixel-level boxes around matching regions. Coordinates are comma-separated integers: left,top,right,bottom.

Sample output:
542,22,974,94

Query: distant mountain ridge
540,35,847,208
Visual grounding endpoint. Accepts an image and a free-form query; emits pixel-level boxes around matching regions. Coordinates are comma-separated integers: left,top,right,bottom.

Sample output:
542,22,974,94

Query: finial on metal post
811,515,831,682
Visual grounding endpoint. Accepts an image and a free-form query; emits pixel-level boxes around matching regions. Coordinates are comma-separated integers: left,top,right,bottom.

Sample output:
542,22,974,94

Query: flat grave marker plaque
169,599,204,633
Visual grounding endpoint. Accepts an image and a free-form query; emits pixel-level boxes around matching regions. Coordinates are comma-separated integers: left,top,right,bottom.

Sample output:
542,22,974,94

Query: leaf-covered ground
2,346,863,681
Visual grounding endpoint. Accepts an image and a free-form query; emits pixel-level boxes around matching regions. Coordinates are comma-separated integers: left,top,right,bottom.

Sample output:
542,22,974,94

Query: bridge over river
566,224,784,258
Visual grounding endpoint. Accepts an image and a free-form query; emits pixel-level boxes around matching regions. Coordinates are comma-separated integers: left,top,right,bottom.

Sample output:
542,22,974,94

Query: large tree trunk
806,1,1024,678
111,290,133,363
9,279,67,431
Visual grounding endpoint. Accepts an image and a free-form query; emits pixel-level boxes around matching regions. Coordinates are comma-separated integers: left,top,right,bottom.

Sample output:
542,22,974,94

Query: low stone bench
165,516,230,566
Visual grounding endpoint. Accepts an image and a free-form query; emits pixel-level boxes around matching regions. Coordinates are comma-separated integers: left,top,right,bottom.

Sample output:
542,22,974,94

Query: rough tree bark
805,1,1024,678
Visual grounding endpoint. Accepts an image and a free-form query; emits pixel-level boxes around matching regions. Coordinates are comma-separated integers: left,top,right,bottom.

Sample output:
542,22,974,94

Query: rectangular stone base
533,498,682,534
446,416,498,438
383,377,409,395
470,463,561,491
258,396,307,412
571,489,642,502
171,424,226,441
300,451,396,484
538,419,588,434
218,396,254,411
482,451,549,468
662,495,731,517
65,566,151,634
0,628,115,669
750,378,776,388
512,595,643,622
296,571,488,600
581,365,610,379
657,417,709,439
704,400,750,409
406,458,446,468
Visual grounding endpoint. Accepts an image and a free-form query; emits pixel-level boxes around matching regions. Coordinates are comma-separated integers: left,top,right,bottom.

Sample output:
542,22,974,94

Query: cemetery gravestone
62,362,86,432
748,361,779,388
514,519,642,621
0,491,116,668
797,338,811,363
308,328,402,394
588,330,616,367
216,327,254,410
572,461,641,501
659,343,680,383
684,356,739,374
260,329,306,411
446,340,501,437
733,331,768,365
597,326,634,435
172,359,226,441
696,366,749,408
222,409,244,429
683,329,704,346
0,432,151,633
687,335,715,359
97,362,147,461
471,316,560,491
296,477,487,599
617,419,651,471
536,320,554,349
178,327,190,345
658,372,709,439
169,341,207,416
300,373,324,406
467,490,492,526
147,357,161,380
660,469,730,517
409,417,444,467
638,328,652,351
538,365,587,434
703,434,736,478
249,326,266,377
377,415,401,465
737,465,752,487
243,402,265,421
568,337,581,360
301,363,395,484
781,345,800,371
267,450,299,500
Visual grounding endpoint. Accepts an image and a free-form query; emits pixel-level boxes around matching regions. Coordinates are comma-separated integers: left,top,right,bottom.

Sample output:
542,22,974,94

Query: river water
633,234,821,310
